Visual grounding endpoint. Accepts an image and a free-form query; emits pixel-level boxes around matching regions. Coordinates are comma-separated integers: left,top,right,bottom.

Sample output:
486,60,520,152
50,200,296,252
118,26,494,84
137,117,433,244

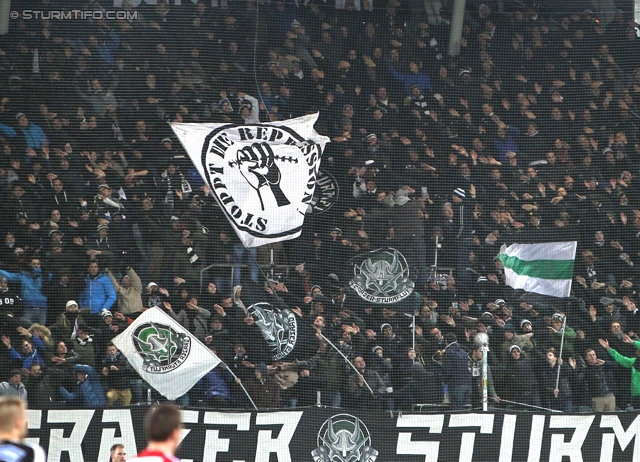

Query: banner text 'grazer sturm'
26,408,640,462
171,114,329,248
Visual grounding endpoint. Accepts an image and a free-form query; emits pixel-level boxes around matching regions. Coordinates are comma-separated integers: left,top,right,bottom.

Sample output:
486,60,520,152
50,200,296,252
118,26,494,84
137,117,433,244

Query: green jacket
548,326,576,356
607,340,640,397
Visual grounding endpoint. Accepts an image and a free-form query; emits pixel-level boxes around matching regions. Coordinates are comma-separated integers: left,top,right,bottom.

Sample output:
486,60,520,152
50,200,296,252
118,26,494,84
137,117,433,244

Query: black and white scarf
163,171,191,206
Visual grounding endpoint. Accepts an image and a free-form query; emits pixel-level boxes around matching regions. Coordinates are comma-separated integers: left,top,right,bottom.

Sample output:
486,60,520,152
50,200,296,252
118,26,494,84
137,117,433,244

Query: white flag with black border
171,113,330,248
112,307,220,400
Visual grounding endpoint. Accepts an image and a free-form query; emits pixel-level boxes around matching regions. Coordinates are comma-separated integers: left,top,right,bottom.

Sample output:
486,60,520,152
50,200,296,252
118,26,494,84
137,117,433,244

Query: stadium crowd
0,0,639,412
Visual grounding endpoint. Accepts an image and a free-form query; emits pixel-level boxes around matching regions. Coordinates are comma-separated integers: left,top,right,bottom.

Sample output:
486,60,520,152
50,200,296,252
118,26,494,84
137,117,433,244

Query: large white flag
498,241,577,297
112,308,220,400
171,114,330,248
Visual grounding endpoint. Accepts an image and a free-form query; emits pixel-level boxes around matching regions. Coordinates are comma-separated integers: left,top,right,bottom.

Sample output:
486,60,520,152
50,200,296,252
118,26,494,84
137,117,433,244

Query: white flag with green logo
112,307,220,400
498,241,577,298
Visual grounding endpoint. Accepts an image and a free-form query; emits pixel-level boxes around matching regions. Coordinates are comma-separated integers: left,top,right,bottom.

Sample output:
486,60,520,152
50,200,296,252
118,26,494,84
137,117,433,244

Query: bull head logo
312,414,378,462
248,303,298,360
350,248,414,303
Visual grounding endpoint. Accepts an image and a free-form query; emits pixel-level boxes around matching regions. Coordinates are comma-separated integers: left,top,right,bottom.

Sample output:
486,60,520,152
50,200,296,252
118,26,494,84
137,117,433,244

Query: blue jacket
76,31,120,66
0,122,49,150
200,368,232,400
79,273,117,314
494,125,521,163
0,269,49,308
59,364,106,407
8,334,46,369
443,342,472,386
20,123,48,149
388,64,433,96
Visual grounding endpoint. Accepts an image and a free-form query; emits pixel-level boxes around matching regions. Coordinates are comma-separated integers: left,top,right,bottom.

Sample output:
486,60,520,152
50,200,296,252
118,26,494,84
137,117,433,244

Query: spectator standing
469,346,499,408
72,329,96,368
198,364,233,408
0,258,51,324
59,364,107,408
442,333,472,409
23,364,53,409
48,340,80,390
171,296,210,339
346,355,388,410
599,337,640,410
2,329,46,372
295,340,345,408
79,260,117,320
505,345,541,408
396,362,440,409
577,348,617,412
242,362,282,410
101,344,132,407
202,315,233,360
0,370,27,400
74,76,119,118
106,266,143,317
0,276,23,333
49,300,90,343
536,348,573,412
0,113,49,157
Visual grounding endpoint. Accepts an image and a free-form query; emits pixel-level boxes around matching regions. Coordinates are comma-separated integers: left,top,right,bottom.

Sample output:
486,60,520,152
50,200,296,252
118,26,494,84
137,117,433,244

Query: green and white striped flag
498,241,577,297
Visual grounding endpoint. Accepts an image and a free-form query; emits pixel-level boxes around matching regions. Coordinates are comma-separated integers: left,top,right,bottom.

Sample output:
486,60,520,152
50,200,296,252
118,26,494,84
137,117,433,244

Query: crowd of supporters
0,0,639,411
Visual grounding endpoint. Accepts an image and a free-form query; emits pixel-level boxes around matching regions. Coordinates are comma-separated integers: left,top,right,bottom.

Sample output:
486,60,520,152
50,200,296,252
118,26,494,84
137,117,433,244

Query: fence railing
199,264,454,293
199,263,299,293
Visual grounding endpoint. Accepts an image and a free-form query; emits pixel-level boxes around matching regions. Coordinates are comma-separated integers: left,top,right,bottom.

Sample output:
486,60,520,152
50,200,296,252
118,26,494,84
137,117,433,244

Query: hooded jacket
79,273,117,314
443,341,472,386
59,364,106,407
0,380,27,399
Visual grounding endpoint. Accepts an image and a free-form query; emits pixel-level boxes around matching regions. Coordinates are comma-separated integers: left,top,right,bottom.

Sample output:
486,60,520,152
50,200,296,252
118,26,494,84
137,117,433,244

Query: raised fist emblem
235,142,291,210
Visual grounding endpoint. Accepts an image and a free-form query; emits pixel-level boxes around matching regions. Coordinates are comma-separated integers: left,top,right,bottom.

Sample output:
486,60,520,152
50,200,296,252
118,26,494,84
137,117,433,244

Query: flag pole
239,247,298,408
554,314,567,395
412,315,416,358
317,331,376,395
500,399,562,413
221,361,258,411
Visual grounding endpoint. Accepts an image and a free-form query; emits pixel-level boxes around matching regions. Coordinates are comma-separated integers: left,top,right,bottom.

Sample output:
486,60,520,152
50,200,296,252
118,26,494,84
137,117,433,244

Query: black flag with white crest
348,247,419,314
238,281,317,362
171,114,329,248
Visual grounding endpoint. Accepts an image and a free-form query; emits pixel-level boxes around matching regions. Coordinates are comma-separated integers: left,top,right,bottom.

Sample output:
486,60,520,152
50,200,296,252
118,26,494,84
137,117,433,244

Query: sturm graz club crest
350,248,415,304
132,322,191,373
248,302,298,361
312,414,378,462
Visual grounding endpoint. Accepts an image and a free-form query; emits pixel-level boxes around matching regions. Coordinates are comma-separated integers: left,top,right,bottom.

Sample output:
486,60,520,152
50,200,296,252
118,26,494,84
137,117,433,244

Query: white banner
171,114,330,248
112,308,220,400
